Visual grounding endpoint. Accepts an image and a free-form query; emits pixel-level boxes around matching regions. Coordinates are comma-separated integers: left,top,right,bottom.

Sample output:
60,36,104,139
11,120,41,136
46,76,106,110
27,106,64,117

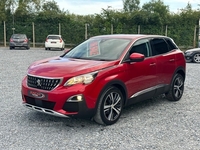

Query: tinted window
165,38,178,50
150,38,169,56
129,39,150,57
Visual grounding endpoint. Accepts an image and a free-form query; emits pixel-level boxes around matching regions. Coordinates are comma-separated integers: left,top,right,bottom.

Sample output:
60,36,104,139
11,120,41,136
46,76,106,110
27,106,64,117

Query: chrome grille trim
27,74,63,91
23,103,69,118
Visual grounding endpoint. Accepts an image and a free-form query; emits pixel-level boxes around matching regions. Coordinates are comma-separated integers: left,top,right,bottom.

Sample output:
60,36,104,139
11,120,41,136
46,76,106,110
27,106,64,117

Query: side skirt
125,84,169,106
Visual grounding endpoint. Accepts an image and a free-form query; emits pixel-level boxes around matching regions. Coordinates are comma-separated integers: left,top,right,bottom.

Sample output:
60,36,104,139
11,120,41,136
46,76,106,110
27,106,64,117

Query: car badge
37,79,42,87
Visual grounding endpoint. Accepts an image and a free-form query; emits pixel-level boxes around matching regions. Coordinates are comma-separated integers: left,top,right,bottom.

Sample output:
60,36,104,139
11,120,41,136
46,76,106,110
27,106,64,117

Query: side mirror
129,53,145,62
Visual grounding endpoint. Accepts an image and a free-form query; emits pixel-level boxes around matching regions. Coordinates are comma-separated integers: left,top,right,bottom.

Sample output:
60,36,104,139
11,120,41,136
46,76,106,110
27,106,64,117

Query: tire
26,46,30,50
45,47,48,50
192,53,200,63
94,86,124,125
9,47,12,50
166,73,184,101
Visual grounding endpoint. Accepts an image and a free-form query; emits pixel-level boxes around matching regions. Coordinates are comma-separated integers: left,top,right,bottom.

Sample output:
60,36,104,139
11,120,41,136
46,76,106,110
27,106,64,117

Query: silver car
9,34,30,50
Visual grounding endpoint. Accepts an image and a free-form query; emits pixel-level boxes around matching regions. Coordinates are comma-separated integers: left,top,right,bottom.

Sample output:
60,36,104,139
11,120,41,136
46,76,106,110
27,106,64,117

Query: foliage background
0,0,200,48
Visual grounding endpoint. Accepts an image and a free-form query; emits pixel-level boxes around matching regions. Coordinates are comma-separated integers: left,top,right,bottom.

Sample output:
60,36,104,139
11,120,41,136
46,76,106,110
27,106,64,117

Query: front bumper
184,53,193,62
21,77,97,118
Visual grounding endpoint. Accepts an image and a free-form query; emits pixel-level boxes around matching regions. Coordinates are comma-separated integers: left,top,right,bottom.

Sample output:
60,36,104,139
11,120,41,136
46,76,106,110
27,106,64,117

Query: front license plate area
35,99,43,107
28,90,48,100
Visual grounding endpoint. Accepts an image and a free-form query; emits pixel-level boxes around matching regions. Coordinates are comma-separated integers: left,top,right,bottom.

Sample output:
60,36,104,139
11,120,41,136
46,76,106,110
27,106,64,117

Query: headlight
64,72,98,86
185,51,193,55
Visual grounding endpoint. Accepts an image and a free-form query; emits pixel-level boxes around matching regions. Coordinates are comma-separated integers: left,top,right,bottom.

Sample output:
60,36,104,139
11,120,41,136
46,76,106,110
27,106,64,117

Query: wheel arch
95,80,128,110
174,67,186,81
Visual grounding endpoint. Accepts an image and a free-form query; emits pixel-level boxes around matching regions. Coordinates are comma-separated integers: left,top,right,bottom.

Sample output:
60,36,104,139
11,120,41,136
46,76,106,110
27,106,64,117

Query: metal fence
0,21,199,48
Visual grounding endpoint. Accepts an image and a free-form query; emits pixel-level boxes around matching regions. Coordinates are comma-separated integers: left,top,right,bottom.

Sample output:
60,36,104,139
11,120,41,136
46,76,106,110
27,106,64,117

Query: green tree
142,0,169,25
123,0,140,12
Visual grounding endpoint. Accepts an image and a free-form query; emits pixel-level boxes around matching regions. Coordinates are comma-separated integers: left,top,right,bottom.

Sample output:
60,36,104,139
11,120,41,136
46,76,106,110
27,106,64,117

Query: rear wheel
166,73,184,101
94,86,124,125
192,53,200,63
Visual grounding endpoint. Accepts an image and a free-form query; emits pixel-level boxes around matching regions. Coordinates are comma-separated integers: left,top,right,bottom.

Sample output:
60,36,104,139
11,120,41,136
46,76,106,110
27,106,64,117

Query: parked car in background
45,34,65,50
9,34,30,50
21,34,186,125
184,48,200,63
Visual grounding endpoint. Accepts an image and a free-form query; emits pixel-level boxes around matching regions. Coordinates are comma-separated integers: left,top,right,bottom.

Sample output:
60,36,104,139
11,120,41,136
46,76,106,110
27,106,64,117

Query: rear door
149,38,176,87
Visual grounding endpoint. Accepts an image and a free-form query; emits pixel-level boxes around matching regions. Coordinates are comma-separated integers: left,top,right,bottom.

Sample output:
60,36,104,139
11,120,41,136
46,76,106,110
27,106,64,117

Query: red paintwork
21,34,186,118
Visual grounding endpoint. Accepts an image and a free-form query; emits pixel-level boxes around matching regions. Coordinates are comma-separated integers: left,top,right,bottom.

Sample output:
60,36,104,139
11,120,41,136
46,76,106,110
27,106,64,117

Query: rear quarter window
164,38,178,50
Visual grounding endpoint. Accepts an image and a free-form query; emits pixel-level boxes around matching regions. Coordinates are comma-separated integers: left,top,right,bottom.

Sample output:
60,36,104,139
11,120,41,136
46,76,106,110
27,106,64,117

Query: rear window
12,34,26,39
47,36,60,40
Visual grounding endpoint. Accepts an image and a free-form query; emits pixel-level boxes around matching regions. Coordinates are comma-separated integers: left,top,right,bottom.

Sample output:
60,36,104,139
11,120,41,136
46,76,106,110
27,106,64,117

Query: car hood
28,56,119,77
185,48,200,53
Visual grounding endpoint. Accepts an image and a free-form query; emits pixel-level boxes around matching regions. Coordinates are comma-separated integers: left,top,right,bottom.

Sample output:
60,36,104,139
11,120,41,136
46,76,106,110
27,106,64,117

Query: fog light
77,95,82,101
67,94,83,102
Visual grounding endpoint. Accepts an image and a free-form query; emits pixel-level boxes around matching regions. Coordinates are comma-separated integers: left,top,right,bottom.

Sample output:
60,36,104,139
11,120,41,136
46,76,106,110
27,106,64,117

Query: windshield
63,38,131,61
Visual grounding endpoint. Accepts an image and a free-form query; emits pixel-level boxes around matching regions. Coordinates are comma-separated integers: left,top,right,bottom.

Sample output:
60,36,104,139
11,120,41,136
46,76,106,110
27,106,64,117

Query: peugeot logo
36,79,42,87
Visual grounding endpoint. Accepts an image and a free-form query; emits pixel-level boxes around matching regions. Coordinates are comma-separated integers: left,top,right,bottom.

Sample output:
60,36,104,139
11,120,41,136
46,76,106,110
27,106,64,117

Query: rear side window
150,38,169,56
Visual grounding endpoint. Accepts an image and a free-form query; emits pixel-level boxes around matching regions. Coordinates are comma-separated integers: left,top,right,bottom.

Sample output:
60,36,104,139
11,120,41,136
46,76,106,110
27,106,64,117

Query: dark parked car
9,34,30,50
21,34,186,125
184,48,200,63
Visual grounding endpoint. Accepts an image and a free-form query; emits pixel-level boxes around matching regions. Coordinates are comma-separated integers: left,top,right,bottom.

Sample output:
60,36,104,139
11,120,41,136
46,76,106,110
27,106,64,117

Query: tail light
10,38,13,42
46,38,48,42
24,38,28,43
60,38,63,43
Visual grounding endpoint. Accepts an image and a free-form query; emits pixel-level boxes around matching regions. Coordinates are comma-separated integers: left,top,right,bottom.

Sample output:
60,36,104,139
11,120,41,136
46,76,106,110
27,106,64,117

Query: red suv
21,34,186,125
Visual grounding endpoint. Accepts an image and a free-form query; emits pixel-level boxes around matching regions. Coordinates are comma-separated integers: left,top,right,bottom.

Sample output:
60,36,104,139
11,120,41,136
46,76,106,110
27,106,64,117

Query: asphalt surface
0,47,200,150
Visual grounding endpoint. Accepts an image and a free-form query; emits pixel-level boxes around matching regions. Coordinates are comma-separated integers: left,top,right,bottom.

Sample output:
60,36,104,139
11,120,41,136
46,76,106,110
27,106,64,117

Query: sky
55,0,199,15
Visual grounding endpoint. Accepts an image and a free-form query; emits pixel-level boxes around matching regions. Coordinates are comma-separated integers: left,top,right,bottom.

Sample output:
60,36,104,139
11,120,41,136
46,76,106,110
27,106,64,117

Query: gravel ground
0,47,200,150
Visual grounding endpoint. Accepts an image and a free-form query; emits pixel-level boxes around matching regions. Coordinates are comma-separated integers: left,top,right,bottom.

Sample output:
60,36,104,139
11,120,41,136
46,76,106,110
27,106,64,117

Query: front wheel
94,86,124,125
166,73,184,101
192,53,200,63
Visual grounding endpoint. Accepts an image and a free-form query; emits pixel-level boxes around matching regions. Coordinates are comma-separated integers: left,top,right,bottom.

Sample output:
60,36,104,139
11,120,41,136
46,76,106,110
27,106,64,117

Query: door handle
150,63,156,66
169,59,175,62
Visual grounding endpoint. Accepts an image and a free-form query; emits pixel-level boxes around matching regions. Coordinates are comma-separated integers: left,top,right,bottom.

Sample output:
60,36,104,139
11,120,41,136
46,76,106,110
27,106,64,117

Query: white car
45,35,65,50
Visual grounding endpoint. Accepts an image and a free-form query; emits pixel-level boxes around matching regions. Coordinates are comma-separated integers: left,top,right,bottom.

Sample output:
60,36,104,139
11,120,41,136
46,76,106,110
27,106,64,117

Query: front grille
24,95,55,109
27,75,61,91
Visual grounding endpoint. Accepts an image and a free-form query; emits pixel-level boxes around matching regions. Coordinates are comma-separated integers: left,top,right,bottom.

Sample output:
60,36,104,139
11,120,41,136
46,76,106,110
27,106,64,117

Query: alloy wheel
193,53,200,63
173,76,184,99
103,91,122,121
